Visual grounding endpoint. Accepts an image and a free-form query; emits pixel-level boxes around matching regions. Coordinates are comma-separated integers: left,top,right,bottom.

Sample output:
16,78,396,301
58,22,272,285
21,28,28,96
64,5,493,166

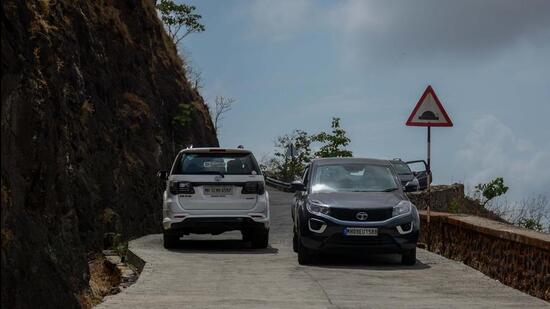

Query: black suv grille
329,208,393,222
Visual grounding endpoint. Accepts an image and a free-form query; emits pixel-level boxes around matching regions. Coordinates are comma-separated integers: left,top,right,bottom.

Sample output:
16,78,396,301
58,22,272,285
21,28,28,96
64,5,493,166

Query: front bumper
300,210,420,253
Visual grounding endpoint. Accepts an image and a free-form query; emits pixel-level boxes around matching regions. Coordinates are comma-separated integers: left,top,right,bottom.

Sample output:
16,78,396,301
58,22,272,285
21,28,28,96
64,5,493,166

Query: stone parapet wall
409,184,503,221
419,212,550,301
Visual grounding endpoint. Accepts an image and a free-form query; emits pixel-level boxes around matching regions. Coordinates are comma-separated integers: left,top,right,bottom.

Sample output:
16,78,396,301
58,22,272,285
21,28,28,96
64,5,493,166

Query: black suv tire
297,239,314,265
163,232,179,249
292,230,299,253
296,225,314,265
250,228,269,249
401,248,416,265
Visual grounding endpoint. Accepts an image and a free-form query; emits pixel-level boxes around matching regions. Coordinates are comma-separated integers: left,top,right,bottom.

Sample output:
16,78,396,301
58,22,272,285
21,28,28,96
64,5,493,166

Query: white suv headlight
306,200,330,215
392,201,412,217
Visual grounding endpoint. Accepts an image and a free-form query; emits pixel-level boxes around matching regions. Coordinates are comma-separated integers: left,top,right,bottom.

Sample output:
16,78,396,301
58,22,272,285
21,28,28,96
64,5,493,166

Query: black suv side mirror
404,181,417,192
157,170,168,181
291,180,306,192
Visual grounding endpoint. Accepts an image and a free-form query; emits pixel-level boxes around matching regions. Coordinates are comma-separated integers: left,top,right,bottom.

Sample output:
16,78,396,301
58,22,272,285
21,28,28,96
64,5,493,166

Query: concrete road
98,190,548,308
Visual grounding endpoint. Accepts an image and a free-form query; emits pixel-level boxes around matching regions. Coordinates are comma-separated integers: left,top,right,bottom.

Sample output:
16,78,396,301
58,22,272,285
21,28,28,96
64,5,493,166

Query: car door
406,160,431,190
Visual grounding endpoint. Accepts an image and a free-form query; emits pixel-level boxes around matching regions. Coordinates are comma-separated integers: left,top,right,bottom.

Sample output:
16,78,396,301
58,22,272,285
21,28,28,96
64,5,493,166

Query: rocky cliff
1,1,217,308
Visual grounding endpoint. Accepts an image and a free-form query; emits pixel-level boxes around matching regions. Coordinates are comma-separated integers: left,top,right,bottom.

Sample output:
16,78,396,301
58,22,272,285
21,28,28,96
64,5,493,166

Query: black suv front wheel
296,225,314,265
401,248,416,265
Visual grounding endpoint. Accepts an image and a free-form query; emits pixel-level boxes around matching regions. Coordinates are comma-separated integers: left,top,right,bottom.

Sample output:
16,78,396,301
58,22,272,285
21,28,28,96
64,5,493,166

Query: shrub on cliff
475,177,509,206
156,0,205,45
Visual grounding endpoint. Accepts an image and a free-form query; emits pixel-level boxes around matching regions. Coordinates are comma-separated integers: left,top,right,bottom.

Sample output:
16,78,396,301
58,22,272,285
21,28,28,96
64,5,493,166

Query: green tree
157,0,205,45
475,177,509,207
269,130,312,181
312,117,352,158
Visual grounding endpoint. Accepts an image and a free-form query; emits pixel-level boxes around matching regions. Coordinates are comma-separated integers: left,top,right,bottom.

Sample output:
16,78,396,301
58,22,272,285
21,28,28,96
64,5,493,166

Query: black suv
291,158,420,265
390,159,431,191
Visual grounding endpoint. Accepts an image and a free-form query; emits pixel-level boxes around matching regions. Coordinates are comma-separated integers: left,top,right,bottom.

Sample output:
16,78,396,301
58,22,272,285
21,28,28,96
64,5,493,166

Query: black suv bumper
300,211,420,253
165,217,266,235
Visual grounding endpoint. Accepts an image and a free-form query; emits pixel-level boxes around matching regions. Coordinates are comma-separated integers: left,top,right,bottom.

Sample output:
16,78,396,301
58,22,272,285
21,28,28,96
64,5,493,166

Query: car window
311,164,398,193
172,153,261,175
407,161,427,173
392,163,412,175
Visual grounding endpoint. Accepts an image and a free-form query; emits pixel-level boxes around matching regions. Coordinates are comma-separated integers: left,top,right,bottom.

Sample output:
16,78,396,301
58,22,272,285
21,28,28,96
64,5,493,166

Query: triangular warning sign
406,85,453,127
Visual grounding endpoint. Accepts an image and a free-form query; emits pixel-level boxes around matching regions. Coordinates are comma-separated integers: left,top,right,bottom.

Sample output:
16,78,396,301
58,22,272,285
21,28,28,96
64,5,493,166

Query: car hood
308,192,403,209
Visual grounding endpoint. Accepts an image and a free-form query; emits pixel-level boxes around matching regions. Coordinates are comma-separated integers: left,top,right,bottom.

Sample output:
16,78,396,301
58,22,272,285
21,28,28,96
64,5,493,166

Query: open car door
406,160,432,190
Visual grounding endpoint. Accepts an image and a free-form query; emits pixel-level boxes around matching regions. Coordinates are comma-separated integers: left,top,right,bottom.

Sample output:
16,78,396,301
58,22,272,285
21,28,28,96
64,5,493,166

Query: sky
177,0,550,202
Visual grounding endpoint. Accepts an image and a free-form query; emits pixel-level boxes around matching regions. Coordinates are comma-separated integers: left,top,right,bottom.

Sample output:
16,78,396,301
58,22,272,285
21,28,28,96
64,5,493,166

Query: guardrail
264,176,293,192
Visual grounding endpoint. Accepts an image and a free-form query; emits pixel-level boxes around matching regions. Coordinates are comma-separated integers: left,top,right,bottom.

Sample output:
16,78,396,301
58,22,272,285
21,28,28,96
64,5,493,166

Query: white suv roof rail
179,147,251,154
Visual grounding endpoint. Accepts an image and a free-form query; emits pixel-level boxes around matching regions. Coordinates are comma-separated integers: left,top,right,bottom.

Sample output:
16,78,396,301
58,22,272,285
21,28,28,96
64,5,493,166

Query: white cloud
329,0,550,65
456,115,550,199
243,0,314,41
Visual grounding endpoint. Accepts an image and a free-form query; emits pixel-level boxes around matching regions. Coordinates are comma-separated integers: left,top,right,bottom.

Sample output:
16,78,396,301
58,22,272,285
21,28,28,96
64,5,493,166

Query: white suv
158,148,270,249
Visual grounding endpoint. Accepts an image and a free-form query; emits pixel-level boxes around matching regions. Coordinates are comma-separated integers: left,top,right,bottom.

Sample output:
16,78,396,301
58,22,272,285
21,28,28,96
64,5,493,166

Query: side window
302,167,310,185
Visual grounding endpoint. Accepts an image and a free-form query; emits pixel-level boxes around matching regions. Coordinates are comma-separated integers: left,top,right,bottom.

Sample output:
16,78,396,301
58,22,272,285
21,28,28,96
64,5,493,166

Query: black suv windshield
311,164,398,193
172,153,261,175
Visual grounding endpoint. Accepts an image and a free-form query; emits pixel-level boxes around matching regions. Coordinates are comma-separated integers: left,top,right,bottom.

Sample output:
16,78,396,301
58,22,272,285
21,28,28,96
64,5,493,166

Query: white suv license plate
204,186,233,196
344,227,378,236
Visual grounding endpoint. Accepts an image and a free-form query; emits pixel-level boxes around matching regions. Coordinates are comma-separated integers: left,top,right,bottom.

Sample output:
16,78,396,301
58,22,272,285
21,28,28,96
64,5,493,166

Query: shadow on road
308,252,430,271
167,239,279,254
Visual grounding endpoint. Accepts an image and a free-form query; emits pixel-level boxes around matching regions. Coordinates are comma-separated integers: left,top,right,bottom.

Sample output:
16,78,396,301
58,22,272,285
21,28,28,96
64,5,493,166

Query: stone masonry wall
419,212,550,301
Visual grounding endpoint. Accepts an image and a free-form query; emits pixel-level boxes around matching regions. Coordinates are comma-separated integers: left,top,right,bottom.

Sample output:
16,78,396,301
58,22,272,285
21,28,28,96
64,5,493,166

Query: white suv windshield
311,164,398,193
172,153,260,175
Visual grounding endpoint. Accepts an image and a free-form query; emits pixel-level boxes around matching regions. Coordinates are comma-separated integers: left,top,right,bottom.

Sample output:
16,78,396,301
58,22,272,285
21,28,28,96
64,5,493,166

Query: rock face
1,1,217,308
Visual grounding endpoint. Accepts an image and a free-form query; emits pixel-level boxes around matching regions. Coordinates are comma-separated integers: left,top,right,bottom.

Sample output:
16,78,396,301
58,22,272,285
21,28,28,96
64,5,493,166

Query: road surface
98,190,548,308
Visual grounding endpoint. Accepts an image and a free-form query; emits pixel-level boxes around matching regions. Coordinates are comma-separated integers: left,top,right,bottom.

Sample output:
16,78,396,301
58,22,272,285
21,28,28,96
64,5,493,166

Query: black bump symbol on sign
419,111,439,120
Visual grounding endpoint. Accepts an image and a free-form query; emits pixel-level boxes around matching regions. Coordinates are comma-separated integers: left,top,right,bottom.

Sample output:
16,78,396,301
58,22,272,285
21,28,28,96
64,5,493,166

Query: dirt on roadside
79,254,121,308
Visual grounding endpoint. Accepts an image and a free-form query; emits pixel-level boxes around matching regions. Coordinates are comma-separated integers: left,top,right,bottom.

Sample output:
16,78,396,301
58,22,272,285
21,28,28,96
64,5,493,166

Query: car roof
178,147,252,154
311,157,391,166
389,159,406,164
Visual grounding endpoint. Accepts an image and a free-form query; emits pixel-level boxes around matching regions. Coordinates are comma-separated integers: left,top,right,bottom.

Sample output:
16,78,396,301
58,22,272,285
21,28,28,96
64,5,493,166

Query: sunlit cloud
456,115,550,199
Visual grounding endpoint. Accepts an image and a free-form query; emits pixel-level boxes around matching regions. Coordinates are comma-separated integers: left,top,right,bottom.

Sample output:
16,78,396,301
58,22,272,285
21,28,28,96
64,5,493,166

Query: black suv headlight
306,200,330,215
392,201,412,217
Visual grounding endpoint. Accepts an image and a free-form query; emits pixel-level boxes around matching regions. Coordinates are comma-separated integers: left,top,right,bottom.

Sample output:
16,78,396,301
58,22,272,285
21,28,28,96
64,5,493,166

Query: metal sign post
406,85,453,224
427,127,431,223
286,143,296,181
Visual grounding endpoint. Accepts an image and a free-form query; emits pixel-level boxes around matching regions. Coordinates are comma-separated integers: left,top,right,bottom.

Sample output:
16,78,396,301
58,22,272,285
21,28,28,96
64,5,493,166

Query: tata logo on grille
356,212,369,221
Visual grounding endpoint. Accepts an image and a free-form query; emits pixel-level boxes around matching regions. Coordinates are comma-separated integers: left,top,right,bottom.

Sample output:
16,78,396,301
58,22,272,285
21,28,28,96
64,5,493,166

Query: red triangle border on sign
406,85,453,127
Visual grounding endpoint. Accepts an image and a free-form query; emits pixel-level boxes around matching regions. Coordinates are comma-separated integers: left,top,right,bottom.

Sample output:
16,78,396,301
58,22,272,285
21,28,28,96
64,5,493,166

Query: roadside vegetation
261,117,352,182
156,0,235,135
472,177,549,233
